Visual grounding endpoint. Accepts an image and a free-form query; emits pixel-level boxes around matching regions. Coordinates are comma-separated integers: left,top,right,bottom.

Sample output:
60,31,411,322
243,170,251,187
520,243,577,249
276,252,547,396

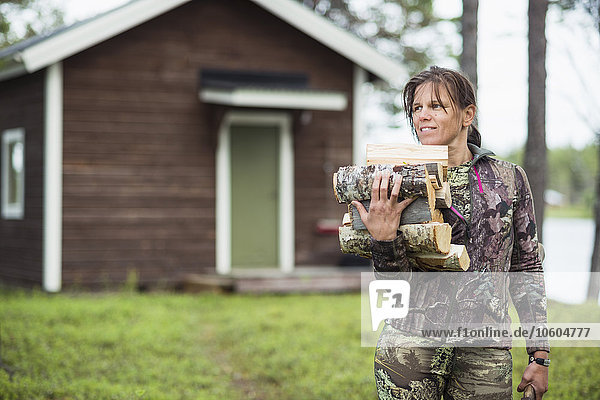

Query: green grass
546,205,593,219
1,289,600,399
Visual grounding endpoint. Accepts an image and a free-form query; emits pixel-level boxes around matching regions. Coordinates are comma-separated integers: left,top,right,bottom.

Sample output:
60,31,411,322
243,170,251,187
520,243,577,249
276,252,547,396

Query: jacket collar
468,143,495,165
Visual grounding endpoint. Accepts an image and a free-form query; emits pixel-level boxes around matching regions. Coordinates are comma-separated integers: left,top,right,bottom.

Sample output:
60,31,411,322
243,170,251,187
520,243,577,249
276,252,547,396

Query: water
542,217,597,304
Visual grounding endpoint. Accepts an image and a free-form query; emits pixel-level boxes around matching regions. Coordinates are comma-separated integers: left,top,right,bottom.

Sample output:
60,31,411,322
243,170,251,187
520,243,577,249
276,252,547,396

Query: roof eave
0,56,27,81
1,0,191,81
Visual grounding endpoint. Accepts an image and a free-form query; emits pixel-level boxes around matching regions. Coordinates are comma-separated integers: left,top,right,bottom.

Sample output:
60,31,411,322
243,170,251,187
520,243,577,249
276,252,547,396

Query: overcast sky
56,0,600,157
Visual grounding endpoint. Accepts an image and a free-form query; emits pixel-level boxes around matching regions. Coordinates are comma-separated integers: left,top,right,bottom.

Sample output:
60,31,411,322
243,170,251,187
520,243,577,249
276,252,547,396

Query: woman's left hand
517,352,549,399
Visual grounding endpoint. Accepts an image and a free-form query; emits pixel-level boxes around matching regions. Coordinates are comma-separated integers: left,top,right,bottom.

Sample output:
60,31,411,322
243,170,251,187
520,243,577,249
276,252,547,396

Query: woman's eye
432,103,442,109
413,105,422,112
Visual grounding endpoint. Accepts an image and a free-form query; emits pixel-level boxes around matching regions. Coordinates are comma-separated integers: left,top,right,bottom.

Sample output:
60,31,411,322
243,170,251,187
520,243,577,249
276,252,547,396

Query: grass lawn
1,288,600,399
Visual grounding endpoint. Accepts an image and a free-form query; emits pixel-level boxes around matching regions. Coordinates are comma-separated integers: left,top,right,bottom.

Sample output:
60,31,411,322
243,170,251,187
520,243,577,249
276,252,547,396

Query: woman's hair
402,66,481,147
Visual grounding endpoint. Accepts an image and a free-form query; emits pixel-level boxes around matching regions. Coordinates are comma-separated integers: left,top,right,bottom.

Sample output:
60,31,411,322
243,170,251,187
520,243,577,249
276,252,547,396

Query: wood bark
460,0,479,91
407,244,470,272
350,197,443,229
524,0,548,243
339,223,453,256
338,226,372,258
333,164,435,206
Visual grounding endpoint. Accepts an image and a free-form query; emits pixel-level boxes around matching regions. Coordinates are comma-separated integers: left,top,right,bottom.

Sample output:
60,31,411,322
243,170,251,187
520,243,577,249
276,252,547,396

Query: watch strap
529,356,550,367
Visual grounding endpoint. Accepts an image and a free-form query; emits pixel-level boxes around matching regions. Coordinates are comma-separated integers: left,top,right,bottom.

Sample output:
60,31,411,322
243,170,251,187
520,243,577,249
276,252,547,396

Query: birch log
407,244,470,271
350,197,443,228
339,223,452,256
338,226,372,258
333,164,435,206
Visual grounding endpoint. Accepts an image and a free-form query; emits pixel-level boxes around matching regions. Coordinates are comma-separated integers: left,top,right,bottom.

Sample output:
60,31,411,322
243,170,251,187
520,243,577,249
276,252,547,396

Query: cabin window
2,128,25,219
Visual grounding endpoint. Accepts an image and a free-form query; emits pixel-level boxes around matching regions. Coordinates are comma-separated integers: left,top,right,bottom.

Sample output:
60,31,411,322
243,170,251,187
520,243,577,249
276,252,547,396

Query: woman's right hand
352,171,415,241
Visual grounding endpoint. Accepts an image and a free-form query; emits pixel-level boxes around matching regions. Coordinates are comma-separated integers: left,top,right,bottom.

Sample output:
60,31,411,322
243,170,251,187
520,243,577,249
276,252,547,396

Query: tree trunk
460,0,478,90
524,0,548,244
588,133,600,302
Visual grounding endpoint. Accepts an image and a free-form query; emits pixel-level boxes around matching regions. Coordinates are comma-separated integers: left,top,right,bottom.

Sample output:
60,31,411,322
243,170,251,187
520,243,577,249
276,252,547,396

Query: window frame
2,128,25,220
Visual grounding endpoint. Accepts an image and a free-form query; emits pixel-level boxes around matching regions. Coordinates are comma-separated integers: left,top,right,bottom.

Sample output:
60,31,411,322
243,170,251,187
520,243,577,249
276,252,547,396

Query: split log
426,163,444,189
339,223,452,255
366,143,448,180
350,197,443,229
401,222,451,254
333,164,435,206
407,244,470,272
338,226,372,258
342,212,352,227
435,181,452,209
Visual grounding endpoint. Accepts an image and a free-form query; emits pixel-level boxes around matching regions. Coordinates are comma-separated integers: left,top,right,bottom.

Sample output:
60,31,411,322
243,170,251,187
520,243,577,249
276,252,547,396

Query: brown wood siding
0,71,45,286
62,0,354,286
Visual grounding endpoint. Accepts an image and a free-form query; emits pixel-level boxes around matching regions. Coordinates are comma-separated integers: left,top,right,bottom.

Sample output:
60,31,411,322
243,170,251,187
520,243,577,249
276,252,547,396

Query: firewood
435,181,452,208
426,162,444,189
338,223,452,255
333,164,435,206
407,244,470,271
342,212,352,227
338,226,371,258
366,143,449,180
401,222,451,254
349,197,443,228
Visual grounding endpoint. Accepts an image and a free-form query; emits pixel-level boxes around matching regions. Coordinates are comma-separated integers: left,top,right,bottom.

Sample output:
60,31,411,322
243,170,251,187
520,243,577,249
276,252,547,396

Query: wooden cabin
0,0,405,291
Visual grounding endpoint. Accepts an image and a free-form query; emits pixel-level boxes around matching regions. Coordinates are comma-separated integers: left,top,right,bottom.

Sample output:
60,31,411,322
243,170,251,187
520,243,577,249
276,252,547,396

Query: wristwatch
529,356,551,367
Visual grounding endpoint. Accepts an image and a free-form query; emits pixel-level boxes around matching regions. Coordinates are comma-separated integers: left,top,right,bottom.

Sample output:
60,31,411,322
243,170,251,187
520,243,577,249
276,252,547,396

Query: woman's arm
509,165,549,399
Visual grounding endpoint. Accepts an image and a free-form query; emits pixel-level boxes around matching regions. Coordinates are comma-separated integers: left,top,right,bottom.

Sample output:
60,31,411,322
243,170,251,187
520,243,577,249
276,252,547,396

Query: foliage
298,0,458,76
1,289,600,399
0,0,64,49
552,0,600,31
296,0,460,118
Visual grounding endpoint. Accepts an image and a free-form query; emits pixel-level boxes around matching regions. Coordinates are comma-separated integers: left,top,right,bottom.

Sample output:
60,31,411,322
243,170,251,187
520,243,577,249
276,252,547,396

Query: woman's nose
419,109,432,120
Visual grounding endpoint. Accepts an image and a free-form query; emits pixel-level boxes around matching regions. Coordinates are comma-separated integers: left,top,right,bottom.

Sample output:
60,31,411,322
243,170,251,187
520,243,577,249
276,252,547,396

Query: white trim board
215,112,295,274
43,62,63,293
1,128,25,220
200,88,347,111
0,0,405,86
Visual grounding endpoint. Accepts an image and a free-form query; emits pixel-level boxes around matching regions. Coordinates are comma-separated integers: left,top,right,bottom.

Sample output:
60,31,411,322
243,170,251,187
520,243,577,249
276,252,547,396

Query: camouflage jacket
372,144,549,354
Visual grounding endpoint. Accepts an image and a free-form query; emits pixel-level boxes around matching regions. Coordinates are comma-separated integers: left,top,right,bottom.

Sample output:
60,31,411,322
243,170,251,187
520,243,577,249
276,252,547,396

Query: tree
0,0,64,49
554,0,600,301
460,0,478,90
524,0,549,244
299,0,459,79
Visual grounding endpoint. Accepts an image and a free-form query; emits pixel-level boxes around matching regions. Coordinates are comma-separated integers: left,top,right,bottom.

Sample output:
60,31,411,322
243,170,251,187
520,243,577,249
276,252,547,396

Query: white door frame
215,111,294,274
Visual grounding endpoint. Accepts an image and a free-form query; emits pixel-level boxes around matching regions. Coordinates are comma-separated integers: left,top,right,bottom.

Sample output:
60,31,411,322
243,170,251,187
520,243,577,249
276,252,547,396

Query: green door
230,125,279,268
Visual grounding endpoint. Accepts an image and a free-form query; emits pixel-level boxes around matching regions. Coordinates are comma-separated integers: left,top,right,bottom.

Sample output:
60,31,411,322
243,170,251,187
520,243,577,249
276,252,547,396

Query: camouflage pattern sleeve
371,235,411,273
508,165,550,354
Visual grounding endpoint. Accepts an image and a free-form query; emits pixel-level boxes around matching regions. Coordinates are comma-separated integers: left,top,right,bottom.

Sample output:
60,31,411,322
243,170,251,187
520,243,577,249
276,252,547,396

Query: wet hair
402,66,481,147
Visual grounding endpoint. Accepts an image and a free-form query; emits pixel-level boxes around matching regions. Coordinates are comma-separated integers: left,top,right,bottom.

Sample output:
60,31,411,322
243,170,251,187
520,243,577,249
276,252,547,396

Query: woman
353,66,549,399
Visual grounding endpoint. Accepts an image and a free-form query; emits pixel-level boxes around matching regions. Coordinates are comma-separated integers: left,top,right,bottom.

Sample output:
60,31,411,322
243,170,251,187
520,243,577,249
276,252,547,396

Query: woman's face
411,82,470,147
